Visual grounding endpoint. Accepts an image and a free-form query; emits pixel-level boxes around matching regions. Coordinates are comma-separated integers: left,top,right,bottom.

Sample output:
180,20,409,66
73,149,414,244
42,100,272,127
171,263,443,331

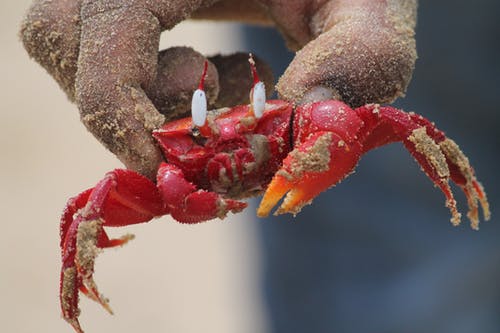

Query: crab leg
357,104,490,229
61,164,247,332
60,170,166,333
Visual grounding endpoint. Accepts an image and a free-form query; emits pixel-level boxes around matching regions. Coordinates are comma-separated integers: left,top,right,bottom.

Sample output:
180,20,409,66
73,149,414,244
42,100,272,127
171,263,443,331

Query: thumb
277,1,417,107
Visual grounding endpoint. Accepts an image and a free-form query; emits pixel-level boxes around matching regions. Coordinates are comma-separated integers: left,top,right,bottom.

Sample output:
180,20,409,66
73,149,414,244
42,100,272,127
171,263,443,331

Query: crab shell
153,100,292,200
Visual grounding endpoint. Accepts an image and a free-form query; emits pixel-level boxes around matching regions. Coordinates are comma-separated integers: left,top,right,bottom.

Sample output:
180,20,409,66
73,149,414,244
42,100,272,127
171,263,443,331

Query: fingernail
300,86,341,104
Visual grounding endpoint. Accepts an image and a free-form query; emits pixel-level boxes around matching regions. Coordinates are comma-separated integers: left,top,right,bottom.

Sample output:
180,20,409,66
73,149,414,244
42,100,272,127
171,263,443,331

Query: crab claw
258,131,362,217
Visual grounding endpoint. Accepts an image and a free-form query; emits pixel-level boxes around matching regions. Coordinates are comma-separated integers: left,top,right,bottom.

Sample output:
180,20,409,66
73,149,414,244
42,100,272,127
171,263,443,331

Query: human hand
21,0,417,178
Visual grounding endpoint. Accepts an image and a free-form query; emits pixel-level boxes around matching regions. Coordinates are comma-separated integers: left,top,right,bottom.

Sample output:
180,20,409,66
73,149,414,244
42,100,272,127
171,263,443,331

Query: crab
60,58,490,333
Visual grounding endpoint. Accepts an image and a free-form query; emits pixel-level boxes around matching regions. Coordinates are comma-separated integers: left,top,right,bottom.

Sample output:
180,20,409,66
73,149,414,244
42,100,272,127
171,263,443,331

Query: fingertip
299,86,341,105
150,46,219,120
277,15,416,107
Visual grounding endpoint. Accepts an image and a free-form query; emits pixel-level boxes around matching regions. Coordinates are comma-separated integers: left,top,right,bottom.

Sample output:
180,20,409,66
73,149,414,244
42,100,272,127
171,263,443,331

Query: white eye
252,81,266,118
191,89,207,127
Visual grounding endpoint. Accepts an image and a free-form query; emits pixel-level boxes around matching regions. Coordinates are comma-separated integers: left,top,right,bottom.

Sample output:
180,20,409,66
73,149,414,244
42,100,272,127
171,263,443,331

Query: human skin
20,0,417,179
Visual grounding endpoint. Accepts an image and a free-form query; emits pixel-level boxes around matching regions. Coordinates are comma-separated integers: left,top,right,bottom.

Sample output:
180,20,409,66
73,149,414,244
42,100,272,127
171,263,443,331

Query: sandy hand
21,0,416,178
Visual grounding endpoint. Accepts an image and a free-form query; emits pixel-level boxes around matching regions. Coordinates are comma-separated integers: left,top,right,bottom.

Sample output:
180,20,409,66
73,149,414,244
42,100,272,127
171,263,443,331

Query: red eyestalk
248,53,260,85
198,59,208,90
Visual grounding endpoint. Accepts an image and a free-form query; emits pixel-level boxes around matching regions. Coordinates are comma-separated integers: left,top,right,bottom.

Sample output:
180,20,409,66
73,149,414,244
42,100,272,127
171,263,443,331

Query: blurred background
1,1,499,333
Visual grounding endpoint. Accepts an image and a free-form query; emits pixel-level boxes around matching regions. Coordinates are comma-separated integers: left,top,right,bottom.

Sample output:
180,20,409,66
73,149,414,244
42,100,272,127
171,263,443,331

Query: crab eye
251,81,266,118
191,88,207,127
192,60,209,127
248,54,266,119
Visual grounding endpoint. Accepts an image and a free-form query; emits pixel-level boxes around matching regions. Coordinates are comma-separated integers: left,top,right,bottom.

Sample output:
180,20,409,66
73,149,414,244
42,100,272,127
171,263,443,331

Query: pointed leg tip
473,181,491,221
119,233,135,245
101,299,114,315
469,217,480,230
216,199,247,219
65,317,84,333
106,233,135,248
480,202,491,222
82,278,113,315
124,233,135,241
226,199,247,213
450,212,462,227
477,196,491,222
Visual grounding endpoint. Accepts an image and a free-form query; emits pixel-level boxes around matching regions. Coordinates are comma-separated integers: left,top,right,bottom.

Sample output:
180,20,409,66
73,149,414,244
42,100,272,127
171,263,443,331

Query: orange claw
257,172,293,217
258,131,363,217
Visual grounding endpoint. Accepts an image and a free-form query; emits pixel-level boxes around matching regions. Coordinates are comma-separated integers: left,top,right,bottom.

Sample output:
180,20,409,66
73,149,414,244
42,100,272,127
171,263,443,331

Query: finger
258,0,318,50
20,0,82,101
150,47,219,121
272,0,418,107
209,53,274,108
77,5,165,179
77,1,213,178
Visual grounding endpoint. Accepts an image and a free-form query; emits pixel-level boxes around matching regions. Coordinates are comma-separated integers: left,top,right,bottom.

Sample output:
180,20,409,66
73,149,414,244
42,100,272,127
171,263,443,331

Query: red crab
60,58,490,333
